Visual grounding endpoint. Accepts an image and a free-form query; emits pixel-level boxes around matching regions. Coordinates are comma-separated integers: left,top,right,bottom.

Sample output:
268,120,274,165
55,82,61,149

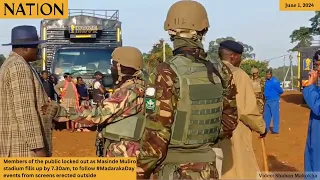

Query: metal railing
68,9,119,20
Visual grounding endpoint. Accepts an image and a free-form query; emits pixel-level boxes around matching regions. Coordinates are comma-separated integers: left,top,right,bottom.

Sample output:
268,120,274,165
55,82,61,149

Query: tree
289,27,313,51
0,54,6,67
144,39,173,72
309,11,320,33
207,37,256,60
289,12,320,51
240,59,269,78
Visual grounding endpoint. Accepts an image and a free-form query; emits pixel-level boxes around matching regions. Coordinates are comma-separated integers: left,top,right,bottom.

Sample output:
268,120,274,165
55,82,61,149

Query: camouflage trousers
153,162,219,180
104,140,140,157
254,92,265,114
152,147,221,180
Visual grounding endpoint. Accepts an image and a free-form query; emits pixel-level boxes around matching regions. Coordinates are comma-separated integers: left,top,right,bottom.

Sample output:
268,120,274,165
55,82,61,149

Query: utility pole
162,39,166,62
289,54,294,90
283,56,286,81
283,63,290,89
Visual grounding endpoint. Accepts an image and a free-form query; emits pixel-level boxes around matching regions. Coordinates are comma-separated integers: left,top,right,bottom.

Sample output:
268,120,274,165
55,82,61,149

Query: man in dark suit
41,70,55,100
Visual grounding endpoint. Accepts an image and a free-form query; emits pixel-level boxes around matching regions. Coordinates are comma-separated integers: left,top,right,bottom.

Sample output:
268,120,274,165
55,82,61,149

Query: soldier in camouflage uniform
54,46,146,158
251,68,265,114
136,1,238,179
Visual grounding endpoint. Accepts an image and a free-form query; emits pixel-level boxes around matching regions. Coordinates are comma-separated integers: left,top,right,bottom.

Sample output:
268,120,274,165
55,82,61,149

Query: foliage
143,39,173,73
240,60,299,87
270,65,299,87
309,11,320,33
271,65,297,81
289,27,313,51
289,12,320,51
240,59,269,78
207,37,255,60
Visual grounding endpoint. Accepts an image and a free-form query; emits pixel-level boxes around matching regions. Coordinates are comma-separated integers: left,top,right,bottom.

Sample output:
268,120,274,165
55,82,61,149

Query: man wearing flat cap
0,25,60,157
217,40,266,179
251,68,265,114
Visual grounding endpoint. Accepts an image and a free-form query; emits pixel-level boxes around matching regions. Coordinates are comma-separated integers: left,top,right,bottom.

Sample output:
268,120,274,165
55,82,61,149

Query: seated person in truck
54,72,79,131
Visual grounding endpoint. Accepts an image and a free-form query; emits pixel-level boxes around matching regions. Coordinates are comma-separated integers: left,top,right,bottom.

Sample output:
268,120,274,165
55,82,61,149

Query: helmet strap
116,63,122,85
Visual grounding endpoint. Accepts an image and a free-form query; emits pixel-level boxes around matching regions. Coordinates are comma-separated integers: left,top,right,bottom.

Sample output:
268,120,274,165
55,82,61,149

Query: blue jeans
263,99,280,133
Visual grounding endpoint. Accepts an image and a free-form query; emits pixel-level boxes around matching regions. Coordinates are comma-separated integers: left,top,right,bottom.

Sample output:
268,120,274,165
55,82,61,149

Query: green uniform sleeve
136,63,178,179
61,86,144,125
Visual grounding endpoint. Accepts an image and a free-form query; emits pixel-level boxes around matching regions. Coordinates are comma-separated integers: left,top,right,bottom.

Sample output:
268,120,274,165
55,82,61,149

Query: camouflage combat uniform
136,1,238,179
58,47,146,158
251,75,265,114
74,78,145,157
136,59,237,180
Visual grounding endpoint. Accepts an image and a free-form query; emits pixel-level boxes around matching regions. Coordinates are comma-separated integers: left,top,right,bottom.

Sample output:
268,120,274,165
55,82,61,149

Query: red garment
61,81,79,108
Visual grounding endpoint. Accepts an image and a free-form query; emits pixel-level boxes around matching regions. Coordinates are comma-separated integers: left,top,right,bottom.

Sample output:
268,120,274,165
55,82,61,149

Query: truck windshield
53,48,112,76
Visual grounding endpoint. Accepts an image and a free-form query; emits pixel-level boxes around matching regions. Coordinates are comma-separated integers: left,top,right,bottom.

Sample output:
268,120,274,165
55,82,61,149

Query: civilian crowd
40,70,96,132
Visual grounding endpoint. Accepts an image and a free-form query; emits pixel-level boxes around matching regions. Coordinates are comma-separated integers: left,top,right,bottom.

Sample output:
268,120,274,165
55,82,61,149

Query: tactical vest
100,80,146,143
93,80,105,103
153,56,225,180
168,56,224,147
99,56,223,160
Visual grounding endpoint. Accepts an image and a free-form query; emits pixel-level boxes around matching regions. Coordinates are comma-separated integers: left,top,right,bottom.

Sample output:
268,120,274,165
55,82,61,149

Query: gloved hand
260,129,267,138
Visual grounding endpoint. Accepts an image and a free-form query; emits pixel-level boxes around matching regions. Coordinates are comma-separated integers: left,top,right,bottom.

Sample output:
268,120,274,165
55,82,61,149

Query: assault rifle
96,125,104,157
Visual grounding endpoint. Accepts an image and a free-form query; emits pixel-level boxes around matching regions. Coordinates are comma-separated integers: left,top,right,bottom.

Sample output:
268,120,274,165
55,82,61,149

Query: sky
0,0,315,68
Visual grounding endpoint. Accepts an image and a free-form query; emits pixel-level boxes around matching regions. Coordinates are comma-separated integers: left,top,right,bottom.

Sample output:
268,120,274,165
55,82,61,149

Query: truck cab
52,46,114,93
40,9,122,98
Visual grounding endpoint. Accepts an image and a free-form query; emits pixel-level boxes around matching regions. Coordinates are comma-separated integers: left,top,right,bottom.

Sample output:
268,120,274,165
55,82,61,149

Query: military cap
219,40,244,54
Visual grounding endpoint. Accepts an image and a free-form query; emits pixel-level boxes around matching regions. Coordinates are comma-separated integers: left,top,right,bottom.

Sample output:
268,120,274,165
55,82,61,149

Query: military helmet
251,68,259,74
111,46,143,70
164,0,209,31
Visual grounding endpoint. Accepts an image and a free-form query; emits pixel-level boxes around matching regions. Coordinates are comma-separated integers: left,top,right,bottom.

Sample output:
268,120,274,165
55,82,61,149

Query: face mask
201,35,206,43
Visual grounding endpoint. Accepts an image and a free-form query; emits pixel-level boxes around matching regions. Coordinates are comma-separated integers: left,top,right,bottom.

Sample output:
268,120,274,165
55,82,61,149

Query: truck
40,9,122,99
297,46,320,92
